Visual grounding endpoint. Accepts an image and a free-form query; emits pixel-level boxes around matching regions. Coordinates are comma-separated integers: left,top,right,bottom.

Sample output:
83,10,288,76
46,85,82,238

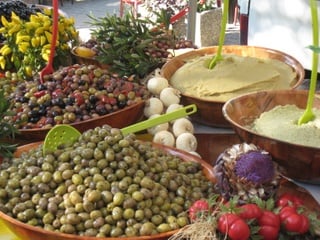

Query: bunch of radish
144,70,200,157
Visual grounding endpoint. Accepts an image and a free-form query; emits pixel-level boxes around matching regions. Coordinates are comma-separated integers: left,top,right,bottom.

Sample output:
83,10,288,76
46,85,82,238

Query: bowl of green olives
0,125,216,240
5,64,150,143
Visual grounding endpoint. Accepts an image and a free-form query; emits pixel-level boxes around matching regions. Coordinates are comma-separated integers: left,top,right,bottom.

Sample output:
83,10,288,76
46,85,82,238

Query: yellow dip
252,105,320,148
170,54,297,102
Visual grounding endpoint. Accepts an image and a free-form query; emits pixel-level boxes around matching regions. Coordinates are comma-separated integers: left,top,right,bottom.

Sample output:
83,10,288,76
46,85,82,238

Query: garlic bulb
143,97,164,118
153,130,175,147
159,87,180,107
166,103,183,113
147,76,169,95
175,132,197,152
172,118,194,137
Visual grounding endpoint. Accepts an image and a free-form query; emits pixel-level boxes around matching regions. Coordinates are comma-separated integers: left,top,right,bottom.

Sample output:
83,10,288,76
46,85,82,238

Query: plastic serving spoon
39,0,59,83
208,0,229,69
298,0,319,125
43,104,197,154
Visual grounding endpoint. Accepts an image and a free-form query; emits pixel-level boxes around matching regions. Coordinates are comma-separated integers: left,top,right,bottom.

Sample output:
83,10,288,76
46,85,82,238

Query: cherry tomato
188,199,209,221
298,214,310,234
258,210,280,240
258,225,279,240
218,213,239,234
218,213,250,240
279,206,296,221
238,203,263,220
281,208,310,234
276,193,304,208
283,213,303,232
228,218,250,240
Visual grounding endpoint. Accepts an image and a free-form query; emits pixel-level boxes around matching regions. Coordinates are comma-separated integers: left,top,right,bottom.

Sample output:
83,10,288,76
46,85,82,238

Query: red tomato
279,206,296,221
282,212,310,234
188,199,209,221
228,218,250,240
258,211,280,240
218,213,250,240
299,214,310,234
258,225,279,240
276,193,304,208
283,213,303,232
238,203,263,220
218,213,239,234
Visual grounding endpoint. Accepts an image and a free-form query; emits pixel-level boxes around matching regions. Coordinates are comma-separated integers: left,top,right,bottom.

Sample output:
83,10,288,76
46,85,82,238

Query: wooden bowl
161,45,305,127
16,101,145,143
222,89,320,182
0,141,216,240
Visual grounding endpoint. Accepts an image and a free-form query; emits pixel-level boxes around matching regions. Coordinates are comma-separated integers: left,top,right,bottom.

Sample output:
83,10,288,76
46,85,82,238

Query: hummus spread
170,54,297,102
252,105,320,148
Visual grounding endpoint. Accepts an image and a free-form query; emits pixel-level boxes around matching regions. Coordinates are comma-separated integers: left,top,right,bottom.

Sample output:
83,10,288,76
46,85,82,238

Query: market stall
0,0,320,239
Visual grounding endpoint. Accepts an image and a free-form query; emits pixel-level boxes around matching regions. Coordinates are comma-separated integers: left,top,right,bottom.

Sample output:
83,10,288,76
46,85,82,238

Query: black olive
37,84,47,91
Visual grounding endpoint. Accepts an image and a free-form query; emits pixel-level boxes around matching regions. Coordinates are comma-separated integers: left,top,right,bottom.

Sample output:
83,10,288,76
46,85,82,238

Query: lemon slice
74,46,96,58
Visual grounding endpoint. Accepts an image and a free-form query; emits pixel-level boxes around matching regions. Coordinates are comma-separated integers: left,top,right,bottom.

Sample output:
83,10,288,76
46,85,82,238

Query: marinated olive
0,125,215,237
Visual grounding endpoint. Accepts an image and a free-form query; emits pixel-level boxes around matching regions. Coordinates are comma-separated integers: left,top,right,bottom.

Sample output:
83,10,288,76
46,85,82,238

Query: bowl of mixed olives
0,125,216,240
4,64,150,143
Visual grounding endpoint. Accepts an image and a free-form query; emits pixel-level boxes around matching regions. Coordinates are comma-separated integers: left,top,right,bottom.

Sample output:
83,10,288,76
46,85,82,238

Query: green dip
170,54,297,102
252,105,320,148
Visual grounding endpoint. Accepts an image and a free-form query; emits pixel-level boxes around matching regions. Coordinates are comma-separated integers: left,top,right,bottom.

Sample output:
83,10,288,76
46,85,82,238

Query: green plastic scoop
43,104,197,154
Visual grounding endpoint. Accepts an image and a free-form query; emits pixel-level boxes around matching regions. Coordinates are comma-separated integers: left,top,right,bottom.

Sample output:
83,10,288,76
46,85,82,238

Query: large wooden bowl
0,141,216,240
161,45,305,127
222,89,320,182
16,101,145,144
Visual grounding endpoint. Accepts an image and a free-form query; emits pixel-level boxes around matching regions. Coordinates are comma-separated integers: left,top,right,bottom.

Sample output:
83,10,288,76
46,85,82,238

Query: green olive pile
0,71,24,97
5,64,150,130
0,125,215,237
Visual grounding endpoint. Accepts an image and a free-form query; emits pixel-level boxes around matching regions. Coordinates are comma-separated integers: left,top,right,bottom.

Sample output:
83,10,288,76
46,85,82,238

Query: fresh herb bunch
0,90,18,159
89,13,174,79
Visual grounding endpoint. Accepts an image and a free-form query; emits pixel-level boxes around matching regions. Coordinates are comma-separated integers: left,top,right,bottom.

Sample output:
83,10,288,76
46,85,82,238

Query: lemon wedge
74,46,96,58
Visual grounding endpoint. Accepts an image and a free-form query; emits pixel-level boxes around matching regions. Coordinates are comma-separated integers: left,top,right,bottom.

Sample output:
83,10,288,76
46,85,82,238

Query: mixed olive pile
0,125,215,237
2,64,150,130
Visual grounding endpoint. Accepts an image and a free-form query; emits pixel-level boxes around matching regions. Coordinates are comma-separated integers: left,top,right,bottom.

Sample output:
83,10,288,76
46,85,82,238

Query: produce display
0,1,78,78
0,125,215,237
0,2,320,240
170,192,320,240
72,12,196,79
144,71,200,157
2,64,150,130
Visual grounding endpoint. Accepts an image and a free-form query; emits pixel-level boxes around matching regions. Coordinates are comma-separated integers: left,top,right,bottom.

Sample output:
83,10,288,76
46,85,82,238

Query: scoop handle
121,104,197,135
